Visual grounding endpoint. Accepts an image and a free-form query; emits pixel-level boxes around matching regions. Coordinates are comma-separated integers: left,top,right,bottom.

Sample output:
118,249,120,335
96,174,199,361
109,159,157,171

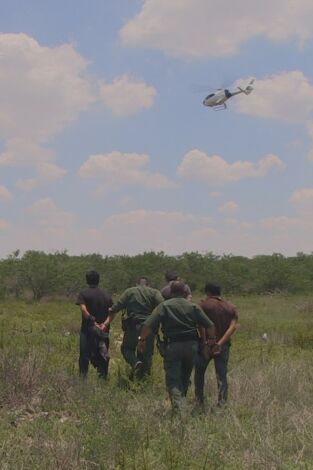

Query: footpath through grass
1,295,313,469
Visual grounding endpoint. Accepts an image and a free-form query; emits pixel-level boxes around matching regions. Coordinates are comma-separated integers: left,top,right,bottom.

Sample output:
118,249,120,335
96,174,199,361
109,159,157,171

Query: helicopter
203,79,255,110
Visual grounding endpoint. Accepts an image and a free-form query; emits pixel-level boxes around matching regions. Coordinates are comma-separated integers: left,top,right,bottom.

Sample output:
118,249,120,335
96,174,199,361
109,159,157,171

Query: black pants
79,331,110,379
194,343,230,405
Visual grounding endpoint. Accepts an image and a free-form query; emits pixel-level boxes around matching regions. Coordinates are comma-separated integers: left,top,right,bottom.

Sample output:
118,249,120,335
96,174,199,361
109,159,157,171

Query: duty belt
166,333,199,343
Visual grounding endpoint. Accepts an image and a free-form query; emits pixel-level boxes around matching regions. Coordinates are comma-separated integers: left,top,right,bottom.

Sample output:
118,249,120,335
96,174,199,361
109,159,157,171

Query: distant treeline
0,250,313,301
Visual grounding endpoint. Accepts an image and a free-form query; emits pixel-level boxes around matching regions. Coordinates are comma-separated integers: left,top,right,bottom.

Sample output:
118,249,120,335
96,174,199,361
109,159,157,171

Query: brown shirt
200,296,238,341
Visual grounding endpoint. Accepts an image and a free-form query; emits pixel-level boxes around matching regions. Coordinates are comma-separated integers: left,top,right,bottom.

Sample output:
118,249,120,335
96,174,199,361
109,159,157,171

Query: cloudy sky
1,0,313,257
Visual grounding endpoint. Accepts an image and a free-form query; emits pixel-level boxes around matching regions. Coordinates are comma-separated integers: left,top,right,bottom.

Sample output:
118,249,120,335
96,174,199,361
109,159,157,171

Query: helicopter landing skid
213,104,226,111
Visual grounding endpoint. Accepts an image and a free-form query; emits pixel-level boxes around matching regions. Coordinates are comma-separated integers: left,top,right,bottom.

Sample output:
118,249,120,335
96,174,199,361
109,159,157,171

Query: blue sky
1,0,313,257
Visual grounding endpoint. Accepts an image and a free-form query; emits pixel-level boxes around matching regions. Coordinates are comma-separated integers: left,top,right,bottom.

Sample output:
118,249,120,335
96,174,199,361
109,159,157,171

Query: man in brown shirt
194,282,238,406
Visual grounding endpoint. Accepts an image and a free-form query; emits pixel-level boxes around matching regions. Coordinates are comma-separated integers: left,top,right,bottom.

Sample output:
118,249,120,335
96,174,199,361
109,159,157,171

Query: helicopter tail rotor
244,85,253,95
245,78,255,94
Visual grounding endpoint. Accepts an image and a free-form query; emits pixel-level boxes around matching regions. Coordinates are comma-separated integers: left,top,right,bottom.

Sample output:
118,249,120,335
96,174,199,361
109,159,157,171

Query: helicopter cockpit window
205,93,215,100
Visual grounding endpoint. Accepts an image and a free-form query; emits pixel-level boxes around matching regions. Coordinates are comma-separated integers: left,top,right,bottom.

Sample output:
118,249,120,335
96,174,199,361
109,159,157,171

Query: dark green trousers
164,340,199,414
121,323,154,378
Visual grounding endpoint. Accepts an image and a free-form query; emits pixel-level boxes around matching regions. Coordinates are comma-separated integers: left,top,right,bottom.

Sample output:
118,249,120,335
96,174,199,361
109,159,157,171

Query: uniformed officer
138,281,215,415
104,277,163,379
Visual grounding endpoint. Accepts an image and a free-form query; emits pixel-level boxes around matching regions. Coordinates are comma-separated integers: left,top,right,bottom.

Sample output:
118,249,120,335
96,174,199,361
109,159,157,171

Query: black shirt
76,286,113,332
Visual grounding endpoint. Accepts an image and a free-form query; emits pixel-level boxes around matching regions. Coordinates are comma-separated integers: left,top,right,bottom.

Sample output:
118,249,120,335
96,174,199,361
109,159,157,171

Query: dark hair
204,282,221,296
86,270,100,286
138,277,148,286
165,270,178,282
170,281,186,296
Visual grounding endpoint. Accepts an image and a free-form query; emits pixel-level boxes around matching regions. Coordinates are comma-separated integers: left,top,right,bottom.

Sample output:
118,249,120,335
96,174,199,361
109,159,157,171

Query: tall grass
1,296,313,468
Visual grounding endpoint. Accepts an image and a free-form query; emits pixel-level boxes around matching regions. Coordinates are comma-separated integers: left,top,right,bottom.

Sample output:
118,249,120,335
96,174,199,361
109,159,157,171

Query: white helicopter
203,79,255,110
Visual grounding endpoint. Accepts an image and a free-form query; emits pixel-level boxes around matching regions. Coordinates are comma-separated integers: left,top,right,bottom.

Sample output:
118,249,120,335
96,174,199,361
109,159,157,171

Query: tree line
0,250,312,301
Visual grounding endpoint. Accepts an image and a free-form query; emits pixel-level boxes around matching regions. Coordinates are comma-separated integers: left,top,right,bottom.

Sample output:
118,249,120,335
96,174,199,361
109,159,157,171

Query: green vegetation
1,250,313,301
1,295,313,469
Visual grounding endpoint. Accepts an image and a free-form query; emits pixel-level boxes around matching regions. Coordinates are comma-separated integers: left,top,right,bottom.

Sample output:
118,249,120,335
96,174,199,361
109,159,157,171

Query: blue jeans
79,331,109,379
194,343,230,405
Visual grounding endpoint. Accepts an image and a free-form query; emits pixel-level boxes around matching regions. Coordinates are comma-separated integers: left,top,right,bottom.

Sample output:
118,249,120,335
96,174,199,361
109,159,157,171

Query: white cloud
209,192,222,198
79,152,175,191
105,209,193,226
235,71,313,122
120,0,313,59
306,121,313,139
28,198,75,235
218,201,239,214
99,209,214,254
260,215,298,231
0,33,93,142
177,149,284,185
99,75,156,116
307,149,313,163
0,219,9,231
305,121,313,163
0,139,66,190
0,33,94,189
0,185,13,202
289,188,313,214
1,202,313,256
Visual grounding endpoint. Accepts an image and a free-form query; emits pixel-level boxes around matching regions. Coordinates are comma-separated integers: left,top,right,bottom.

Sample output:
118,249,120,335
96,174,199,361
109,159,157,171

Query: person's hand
211,343,222,355
206,337,216,347
99,323,108,332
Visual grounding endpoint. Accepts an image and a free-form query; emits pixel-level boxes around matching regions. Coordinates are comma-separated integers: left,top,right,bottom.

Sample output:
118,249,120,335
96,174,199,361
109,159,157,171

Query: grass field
1,295,313,469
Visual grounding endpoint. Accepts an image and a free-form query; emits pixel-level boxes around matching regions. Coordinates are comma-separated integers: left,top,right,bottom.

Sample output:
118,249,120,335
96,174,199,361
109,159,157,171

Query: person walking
194,282,238,406
76,270,113,379
161,271,192,300
138,281,215,415
105,277,163,379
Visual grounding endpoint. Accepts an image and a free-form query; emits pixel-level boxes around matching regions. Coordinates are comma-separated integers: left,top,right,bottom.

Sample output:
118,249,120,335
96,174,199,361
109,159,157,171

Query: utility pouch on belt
156,334,167,358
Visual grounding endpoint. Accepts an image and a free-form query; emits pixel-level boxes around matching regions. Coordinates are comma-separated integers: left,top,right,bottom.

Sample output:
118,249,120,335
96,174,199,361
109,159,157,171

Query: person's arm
98,296,114,331
205,324,216,346
101,313,114,331
196,306,216,345
200,324,216,360
79,304,97,325
137,324,153,353
155,290,164,305
217,318,237,347
109,290,128,315
100,290,130,331
137,307,161,353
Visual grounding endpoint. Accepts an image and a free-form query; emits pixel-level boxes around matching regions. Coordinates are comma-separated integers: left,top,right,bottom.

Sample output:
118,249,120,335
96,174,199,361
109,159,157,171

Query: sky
1,0,313,257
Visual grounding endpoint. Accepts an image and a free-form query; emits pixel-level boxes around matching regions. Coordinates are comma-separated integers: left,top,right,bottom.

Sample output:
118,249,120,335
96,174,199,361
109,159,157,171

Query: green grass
1,295,313,469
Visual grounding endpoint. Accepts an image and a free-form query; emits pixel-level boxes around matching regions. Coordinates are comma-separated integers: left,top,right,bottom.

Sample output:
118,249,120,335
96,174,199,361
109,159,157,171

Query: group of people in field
76,270,238,415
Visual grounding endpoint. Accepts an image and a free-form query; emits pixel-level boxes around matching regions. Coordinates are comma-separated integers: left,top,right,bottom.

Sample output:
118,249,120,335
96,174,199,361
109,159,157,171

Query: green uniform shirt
111,286,164,322
144,296,213,339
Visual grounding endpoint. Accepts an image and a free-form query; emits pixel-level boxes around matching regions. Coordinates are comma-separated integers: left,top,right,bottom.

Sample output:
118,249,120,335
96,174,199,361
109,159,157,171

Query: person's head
86,270,100,286
165,270,178,282
137,276,148,287
170,280,186,297
204,282,221,297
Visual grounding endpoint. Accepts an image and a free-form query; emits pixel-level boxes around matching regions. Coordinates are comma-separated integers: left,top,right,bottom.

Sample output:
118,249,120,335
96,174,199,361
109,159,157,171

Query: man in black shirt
76,270,113,378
